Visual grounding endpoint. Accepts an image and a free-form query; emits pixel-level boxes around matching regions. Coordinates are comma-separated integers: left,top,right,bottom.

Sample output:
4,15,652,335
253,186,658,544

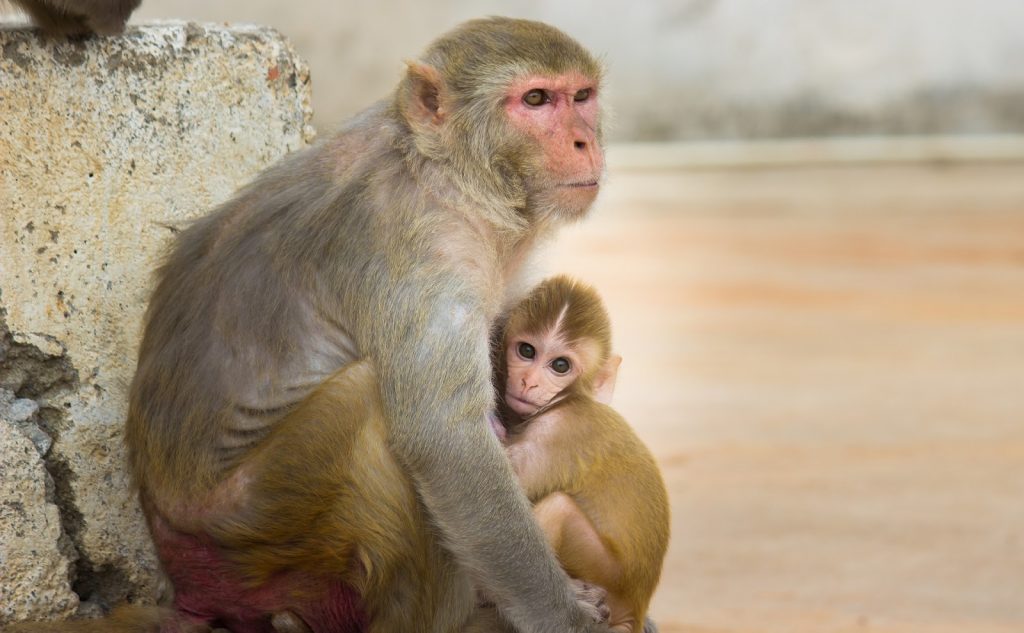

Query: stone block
0,418,78,622
0,22,313,622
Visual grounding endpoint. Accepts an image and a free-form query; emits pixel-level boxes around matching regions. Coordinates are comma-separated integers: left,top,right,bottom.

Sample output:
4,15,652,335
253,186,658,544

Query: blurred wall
6,0,1024,140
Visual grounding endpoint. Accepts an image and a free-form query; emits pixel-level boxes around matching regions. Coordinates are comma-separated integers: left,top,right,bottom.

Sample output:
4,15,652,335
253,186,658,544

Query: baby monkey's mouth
506,393,542,413
562,180,599,188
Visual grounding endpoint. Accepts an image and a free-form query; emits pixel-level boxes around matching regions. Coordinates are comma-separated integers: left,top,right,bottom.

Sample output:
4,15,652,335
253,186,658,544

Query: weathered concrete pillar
0,22,313,623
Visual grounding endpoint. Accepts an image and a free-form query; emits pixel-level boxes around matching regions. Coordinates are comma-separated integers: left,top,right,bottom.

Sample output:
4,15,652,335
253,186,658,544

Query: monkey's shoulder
521,397,651,472
559,397,642,442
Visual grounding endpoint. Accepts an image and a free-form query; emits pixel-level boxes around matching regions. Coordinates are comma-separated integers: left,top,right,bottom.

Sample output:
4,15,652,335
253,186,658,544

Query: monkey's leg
218,360,475,633
4,605,211,633
533,493,635,633
460,605,515,633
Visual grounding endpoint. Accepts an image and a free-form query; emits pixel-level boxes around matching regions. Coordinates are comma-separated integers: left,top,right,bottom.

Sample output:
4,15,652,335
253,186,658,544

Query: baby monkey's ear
592,354,622,405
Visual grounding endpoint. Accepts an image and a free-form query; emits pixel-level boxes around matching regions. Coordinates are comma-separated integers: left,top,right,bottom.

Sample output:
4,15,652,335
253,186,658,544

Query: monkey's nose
574,140,587,151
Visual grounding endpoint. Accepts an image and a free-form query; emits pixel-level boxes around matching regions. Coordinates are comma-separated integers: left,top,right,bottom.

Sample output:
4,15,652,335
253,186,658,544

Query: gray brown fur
7,0,139,35
125,16,610,633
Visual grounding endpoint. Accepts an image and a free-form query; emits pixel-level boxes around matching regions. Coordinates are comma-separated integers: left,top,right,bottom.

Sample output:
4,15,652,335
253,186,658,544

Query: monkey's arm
505,413,581,501
507,408,596,501
369,290,605,633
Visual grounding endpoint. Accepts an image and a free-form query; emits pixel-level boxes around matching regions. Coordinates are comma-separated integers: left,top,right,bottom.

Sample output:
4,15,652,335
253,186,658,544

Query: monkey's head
396,17,605,225
500,276,616,417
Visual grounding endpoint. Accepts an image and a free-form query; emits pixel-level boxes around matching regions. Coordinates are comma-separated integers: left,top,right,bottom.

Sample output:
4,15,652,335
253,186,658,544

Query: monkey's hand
373,289,602,633
569,578,611,626
488,410,508,443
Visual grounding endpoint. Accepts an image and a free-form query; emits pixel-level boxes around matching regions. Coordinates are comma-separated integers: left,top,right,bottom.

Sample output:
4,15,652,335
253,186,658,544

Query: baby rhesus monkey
495,275,671,633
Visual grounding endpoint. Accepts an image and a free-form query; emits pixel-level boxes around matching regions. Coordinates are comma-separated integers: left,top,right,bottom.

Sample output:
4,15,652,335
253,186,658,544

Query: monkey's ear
593,354,622,405
400,61,448,128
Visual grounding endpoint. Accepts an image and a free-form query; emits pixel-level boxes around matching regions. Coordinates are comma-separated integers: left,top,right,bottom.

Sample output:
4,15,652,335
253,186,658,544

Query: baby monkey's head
500,275,615,417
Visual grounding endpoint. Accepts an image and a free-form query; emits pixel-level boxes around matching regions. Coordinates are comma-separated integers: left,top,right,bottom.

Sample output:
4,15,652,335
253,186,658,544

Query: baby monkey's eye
550,357,572,374
523,89,548,107
517,342,536,359
573,88,591,102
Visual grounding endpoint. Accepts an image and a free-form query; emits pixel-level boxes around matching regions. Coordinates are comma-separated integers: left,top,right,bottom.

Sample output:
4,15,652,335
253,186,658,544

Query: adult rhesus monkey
4,0,140,35
486,276,671,633
107,16,607,633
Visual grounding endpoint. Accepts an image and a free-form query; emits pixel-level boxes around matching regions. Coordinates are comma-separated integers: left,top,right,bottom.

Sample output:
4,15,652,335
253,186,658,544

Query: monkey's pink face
504,330,597,416
504,73,604,215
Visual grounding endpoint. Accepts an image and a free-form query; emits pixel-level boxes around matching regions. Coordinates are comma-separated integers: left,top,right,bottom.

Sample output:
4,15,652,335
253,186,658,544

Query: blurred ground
550,155,1024,633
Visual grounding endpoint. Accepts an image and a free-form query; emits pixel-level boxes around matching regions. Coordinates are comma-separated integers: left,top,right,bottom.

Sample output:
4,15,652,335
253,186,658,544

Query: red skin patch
503,72,604,184
151,515,367,633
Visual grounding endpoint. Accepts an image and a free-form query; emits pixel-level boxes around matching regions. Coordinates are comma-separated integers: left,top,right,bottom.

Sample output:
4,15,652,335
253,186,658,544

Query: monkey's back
126,104,418,502
555,396,671,619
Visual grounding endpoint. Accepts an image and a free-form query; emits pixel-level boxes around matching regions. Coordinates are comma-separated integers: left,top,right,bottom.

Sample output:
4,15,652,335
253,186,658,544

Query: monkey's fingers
568,577,611,624
487,410,508,442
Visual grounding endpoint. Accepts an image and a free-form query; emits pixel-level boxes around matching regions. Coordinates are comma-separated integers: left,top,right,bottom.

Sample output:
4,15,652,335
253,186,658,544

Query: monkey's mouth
562,180,599,189
506,393,541,415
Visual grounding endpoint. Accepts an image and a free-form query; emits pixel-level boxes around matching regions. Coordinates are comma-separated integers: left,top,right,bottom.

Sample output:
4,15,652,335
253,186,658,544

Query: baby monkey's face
503,328,598,416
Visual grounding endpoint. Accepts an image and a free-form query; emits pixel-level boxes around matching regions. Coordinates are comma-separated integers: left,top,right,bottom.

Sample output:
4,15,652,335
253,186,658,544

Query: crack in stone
0,315,130,613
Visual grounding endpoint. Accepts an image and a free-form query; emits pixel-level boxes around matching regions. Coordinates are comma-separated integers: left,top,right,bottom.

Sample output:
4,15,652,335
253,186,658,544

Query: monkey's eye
551,358,572,374
573,88,592,102
523,89,549,107
517,342,536,359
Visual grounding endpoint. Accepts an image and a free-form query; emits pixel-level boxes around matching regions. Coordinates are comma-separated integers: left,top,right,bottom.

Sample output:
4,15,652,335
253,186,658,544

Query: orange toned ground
550,158,1024,633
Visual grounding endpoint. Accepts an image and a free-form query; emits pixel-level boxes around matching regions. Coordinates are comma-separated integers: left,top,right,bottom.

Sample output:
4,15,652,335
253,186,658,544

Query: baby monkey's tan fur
495,277,671,633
